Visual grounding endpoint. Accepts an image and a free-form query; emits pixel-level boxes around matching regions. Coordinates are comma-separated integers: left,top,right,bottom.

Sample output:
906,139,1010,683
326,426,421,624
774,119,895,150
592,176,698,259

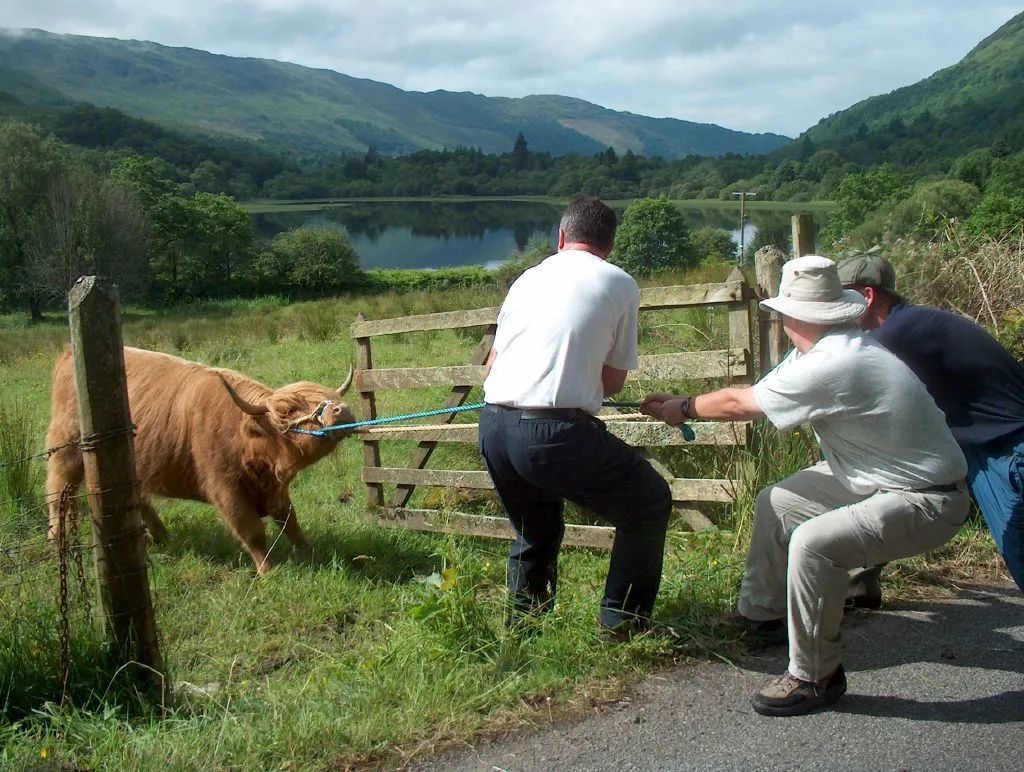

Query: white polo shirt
753,326,967,495
483,249,640,415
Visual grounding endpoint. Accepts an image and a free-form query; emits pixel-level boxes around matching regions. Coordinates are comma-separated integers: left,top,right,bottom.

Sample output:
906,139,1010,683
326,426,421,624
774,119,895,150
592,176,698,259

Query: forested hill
790,10,1024,169
0,28,790,159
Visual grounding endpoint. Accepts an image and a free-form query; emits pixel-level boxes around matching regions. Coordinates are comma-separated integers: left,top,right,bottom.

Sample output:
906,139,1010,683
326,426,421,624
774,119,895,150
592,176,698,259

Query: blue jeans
963,430,1024,592
479,404,672,627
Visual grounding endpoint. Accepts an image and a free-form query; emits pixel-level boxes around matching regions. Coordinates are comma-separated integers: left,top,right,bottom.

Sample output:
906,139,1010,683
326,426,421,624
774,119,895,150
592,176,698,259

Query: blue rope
292,399,694,441
289,402,486,436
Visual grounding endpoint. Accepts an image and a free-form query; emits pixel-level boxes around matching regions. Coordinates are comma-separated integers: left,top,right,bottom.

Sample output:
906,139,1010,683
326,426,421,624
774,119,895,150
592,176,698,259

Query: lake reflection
251,201,824,270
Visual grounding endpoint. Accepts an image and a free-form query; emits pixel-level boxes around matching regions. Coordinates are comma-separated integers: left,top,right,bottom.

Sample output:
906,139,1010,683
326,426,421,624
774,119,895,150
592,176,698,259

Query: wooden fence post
354,313,384,508
755,245,788,373
791,213,816,258
68,277,163,686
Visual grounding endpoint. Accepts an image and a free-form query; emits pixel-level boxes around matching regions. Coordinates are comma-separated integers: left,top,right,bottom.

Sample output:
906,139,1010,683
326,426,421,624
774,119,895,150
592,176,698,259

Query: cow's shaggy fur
46,347,355,574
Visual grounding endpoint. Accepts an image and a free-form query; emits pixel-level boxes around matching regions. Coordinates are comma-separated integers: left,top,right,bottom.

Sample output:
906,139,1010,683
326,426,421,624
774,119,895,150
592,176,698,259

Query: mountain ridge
0,28,790,159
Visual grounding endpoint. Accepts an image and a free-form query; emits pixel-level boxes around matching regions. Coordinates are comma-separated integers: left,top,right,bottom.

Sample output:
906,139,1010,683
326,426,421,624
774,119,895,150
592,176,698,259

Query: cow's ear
244,416,269,437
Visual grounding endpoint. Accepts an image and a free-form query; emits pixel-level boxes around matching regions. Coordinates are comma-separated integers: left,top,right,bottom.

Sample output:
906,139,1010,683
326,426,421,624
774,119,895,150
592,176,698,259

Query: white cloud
0,0,1019,136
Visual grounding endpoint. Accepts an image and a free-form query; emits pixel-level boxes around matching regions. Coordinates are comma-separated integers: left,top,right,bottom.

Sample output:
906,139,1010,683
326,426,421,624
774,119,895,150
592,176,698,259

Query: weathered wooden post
791,213,816,258
755,246,788,373
68,276,163,687
354,313,384,508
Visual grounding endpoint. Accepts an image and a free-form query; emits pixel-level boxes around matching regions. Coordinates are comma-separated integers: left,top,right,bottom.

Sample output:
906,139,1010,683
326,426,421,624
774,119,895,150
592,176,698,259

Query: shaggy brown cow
46,347,355,574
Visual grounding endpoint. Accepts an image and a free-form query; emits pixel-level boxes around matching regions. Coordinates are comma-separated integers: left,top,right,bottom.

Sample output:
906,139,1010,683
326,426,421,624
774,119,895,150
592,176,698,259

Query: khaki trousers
738,461,969,682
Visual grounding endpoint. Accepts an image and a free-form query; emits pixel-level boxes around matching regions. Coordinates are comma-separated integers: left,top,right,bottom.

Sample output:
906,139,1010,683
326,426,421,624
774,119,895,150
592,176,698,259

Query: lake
250,200,829,270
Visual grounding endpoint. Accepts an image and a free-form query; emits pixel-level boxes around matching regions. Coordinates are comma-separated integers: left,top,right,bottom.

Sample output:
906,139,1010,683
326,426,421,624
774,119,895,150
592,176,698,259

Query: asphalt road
412,583,1024,771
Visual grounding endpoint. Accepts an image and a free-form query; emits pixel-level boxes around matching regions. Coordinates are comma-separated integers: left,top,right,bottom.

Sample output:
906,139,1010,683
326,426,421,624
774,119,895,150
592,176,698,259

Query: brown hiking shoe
724,611,788,646
751,665,847,717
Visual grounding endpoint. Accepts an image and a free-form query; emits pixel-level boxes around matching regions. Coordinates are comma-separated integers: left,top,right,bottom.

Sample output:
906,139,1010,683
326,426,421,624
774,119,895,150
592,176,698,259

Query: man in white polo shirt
641,255,969,716
480,196,672,639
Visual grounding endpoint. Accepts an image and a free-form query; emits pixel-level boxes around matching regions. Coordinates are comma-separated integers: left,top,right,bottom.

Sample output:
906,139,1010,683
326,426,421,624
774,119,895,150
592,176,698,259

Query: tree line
3,112,1023,321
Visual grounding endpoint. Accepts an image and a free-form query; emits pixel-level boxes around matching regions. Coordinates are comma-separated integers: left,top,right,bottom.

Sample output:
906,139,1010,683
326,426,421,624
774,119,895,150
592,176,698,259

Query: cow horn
336,365,354,398
219,375,269,416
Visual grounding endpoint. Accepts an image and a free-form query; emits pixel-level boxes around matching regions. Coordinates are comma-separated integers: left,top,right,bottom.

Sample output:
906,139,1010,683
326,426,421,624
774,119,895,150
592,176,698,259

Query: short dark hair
559,196,617,252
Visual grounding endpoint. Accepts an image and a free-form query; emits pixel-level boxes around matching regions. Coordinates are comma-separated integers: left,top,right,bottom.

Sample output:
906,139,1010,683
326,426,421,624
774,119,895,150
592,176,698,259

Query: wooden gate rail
351,268,754,549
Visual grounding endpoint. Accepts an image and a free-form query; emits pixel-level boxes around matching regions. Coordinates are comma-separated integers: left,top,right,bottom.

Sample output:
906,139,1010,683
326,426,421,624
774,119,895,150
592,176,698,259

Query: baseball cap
836,254,898,293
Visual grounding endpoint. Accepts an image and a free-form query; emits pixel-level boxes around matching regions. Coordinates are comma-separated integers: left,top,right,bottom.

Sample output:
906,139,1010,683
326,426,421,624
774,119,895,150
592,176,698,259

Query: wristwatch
678,396,694,423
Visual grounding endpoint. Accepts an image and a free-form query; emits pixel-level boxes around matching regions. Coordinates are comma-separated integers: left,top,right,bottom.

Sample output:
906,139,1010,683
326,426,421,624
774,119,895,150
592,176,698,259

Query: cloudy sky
3,1,1020,137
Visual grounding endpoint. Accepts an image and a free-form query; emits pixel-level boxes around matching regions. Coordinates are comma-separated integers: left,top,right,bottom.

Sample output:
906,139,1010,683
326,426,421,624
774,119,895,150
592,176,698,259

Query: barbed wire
0,423,137,472
0,440,78,471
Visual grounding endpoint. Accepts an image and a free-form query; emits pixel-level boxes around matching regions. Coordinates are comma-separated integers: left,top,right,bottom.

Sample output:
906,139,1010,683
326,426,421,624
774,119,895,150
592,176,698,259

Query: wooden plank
356,349,748,391
363,420,750,446
379,509,729,549
362,467,735,503
380,509,616,549
366,468,493,489
387,324,497,509
349,282,745,340
637,450,716,531
357,365,483,391
350,307,498,337
640,281,744,310
633,350,747,381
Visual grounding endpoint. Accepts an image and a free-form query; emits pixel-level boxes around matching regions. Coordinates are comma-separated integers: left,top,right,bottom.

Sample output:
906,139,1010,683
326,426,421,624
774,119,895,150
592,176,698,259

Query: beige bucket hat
760,255,867,324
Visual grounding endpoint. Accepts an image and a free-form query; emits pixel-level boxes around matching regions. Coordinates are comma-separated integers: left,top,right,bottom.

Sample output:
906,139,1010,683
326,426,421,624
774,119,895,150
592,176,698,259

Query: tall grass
0,398,45,540
885,225,1024,357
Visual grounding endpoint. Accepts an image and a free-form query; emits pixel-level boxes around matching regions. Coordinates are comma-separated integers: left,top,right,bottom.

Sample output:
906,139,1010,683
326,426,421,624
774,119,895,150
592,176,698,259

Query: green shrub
965,193,1024,238
612,197,695,277
690,227,736,263
362,266,495,293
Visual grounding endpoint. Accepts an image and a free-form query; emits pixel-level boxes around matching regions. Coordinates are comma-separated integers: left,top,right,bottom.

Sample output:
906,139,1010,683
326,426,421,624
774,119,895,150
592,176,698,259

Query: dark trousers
479,404,672,627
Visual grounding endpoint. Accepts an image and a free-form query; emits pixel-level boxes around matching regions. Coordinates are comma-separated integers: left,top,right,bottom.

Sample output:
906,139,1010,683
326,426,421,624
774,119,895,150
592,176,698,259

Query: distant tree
612,197,694,277
511,132,529,171
823,166,912,245
949,148,994,191
112,155,195,294
851,179,981,246
747,221,791,258
792,135,814,160
186,192,251,292
984,151,1024,197
803,150,842,183
965,193,1024,238
21,167,149,307
0,121,69,319
256,227,360,294
690,226,736,263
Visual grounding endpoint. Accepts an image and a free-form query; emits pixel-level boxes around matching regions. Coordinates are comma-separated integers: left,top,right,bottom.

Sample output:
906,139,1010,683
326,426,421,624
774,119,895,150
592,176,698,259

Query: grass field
0,266,1000,770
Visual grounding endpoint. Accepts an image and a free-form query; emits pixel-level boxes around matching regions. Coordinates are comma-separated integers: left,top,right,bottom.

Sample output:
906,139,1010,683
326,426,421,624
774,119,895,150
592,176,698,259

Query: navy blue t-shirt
872,303,1024,446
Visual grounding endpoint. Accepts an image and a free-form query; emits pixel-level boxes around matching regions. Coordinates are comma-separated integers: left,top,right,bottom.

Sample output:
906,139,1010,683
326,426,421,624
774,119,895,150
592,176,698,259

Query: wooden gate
351,267,754,549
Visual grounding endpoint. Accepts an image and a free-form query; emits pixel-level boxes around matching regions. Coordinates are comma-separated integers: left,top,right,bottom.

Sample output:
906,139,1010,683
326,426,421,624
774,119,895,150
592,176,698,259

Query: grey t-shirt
752,326,967,495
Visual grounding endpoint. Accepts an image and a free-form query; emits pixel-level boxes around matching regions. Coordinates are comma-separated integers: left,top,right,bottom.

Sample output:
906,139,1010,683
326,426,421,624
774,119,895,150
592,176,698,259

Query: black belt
919,481,961,493
493,404,590,420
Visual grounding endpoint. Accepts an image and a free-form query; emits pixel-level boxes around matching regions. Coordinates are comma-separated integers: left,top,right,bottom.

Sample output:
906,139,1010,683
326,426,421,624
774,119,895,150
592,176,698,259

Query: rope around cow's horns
289,401,696,442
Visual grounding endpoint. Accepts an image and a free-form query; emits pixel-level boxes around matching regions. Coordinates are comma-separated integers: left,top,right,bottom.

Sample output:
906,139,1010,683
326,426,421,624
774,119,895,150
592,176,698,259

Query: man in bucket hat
838,253,1024,595
641,255,969,716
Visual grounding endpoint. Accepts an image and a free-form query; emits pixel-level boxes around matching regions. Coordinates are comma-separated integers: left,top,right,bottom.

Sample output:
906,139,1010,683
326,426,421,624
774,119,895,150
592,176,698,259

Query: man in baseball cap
838,253,1024,595
642,255,969,716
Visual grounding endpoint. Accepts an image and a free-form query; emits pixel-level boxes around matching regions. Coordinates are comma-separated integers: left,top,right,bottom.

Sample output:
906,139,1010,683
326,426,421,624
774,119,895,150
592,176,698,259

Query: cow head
220,367,356,446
